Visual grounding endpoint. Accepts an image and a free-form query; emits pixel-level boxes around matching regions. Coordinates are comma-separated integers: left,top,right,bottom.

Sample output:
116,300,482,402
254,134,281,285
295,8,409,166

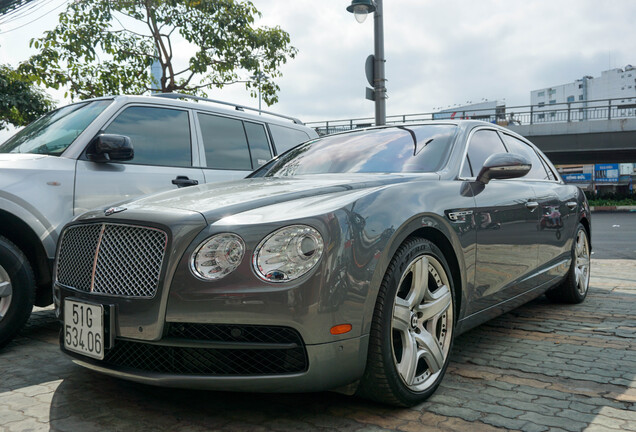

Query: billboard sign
562,173,592,183
595,164,619,183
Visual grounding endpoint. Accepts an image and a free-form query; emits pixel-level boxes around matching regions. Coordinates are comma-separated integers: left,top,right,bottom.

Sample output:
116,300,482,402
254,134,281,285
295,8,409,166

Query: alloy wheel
574,230,590,296
391,254,453,392
0,265,12,322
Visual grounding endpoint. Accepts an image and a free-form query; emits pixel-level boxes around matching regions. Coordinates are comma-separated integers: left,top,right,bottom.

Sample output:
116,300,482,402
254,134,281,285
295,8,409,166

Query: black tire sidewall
0,237,35,349
378,238,456,405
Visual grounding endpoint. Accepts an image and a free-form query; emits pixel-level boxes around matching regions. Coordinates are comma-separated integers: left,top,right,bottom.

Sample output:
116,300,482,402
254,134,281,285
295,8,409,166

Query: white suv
0,93,318,348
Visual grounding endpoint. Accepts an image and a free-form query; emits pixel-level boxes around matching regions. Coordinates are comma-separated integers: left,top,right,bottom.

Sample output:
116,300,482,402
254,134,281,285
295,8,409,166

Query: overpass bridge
305,98,636,164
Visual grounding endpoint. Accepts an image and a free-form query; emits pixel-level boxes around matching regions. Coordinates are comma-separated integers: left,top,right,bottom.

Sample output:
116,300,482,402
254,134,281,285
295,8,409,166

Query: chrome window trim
498,131,561,183
457,125,563,184
457,126,505,182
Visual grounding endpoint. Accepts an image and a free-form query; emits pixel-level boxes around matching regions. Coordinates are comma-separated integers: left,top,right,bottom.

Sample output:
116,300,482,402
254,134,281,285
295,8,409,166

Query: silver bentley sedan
53,121,591,406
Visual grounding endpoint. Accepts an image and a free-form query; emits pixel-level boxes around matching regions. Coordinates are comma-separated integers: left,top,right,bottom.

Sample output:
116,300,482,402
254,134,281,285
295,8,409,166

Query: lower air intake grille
102,339,308,375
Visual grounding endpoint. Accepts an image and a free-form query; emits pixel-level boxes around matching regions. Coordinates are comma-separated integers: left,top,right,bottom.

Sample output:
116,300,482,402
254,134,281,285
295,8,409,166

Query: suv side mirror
86,134,134,163
476,152,531,184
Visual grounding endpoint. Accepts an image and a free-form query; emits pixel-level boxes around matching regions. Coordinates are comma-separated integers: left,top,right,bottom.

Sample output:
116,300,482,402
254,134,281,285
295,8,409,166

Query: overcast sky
1,0,635,133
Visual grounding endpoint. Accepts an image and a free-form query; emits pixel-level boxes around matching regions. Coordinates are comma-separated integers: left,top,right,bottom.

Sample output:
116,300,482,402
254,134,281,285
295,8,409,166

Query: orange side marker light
330,324,352,335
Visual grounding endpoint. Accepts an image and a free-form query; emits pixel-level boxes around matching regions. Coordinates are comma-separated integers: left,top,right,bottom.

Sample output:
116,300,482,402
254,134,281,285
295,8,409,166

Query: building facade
530,65,636,122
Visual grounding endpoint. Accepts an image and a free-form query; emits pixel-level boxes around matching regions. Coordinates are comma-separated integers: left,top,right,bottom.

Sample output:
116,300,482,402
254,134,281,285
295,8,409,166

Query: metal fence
306,98,636,136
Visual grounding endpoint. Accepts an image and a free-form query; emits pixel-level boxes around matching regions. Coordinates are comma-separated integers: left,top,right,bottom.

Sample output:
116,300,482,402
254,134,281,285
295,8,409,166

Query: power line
0,0,68,34
0,0,47,25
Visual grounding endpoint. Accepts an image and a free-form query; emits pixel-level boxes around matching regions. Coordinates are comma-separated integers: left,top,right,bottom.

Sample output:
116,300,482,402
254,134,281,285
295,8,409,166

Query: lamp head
346,0,376,23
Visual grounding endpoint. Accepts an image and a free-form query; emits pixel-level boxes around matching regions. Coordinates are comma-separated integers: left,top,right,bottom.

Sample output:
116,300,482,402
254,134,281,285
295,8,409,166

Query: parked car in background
0,93,317,349
54,121,591,406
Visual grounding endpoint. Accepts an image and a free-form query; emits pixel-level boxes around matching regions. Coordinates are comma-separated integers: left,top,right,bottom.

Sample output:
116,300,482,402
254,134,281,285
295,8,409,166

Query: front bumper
62,333,369,393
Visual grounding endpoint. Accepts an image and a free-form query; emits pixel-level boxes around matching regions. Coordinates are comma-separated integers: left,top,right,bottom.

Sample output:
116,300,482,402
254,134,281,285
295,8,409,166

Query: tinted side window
198,113,251,170
104,106,191,167
502,134,549,180
539,156,558,181
269,124,310,154
245,122,272,168
466,129,507,175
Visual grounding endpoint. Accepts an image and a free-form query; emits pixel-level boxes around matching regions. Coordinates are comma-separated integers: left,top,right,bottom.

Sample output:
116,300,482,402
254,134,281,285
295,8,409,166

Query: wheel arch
0,209,52,306
579,216,591,250
409,227,463,322
362,214,468,338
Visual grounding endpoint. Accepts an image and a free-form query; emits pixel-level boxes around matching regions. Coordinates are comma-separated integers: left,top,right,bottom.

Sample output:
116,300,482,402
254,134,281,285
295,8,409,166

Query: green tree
0,64,54,130
22,0,296,105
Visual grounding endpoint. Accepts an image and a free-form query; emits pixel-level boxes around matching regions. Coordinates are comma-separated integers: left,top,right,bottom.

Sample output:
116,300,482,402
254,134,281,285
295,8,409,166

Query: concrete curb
590,205,636,212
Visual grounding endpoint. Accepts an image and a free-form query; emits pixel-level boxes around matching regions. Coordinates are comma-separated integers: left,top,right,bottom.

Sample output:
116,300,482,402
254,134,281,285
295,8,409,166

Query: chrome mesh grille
56,224,103,292
56,223,167,298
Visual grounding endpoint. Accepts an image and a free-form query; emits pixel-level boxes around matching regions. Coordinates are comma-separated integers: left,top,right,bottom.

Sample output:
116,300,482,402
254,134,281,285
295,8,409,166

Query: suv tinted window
104,106,191,167
244,122,272,168
466,129,507,176
198,113,252,170
269,124,310,154
502,134,550,180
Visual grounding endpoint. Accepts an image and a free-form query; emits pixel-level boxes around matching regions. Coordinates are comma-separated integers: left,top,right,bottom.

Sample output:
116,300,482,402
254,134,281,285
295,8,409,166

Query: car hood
125,173,437,224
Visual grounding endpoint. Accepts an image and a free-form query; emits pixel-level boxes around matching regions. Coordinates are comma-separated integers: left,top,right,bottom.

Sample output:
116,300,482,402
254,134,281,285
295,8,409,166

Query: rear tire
546,223,590,304
357,237,455,406
0,236,36,350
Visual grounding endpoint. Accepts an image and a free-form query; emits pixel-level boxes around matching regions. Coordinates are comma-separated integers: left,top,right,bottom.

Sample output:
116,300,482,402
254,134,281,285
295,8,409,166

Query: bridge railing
306,98,636,135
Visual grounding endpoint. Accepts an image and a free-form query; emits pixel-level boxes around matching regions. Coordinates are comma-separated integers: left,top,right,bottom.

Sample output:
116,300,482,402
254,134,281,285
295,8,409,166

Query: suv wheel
0,236,35,349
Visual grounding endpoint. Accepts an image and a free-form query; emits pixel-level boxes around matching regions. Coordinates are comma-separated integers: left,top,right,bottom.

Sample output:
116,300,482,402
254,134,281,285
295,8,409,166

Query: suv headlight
253,225,324,282
191,233,245,281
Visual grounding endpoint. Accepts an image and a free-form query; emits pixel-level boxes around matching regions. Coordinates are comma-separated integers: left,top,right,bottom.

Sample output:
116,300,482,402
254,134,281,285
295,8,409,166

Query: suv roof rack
151,92,304,125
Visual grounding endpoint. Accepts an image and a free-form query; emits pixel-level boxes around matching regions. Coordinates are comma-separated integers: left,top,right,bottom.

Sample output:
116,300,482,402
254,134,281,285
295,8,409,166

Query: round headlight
191,233,245,281
253,225,324,282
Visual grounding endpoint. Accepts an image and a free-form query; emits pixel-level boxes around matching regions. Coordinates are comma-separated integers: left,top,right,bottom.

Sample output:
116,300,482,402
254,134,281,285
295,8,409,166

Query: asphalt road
590,212,636,259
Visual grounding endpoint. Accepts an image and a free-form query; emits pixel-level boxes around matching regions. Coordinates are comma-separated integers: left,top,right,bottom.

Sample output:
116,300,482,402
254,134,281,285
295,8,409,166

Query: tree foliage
0,64,54,130
22,0,297,105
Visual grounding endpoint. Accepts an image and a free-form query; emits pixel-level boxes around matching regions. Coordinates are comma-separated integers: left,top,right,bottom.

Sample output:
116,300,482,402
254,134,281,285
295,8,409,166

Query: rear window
261,125,457,177
269,124,310,154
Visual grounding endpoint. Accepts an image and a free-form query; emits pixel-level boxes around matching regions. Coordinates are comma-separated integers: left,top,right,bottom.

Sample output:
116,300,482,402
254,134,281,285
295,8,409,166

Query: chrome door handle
172,176,199,188
525,201,539,211
566,201,578,210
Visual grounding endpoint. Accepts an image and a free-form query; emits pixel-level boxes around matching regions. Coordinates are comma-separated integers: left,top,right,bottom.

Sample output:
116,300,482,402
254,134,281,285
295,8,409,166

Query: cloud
0,0,635,126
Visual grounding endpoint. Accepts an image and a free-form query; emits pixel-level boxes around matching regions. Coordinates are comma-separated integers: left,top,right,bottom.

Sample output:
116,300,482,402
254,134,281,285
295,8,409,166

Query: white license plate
63,299,105,360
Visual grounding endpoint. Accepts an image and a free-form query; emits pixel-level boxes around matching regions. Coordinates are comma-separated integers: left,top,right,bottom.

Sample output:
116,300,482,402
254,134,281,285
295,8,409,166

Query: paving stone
424,404,482,422
518,412,587,431
478,413,531,430
3,261,636,431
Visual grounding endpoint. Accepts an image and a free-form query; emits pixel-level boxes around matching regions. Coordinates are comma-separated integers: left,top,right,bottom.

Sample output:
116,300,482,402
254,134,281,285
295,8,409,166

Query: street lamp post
250,72,268,114
346,0,386,126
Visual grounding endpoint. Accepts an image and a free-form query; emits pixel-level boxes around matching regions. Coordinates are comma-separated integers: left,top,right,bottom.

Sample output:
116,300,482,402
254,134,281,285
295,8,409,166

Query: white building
530,65,636,122
433,100,506,122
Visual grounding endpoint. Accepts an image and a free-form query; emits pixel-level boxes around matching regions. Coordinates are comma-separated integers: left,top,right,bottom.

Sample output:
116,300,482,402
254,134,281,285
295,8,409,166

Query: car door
74,105,205,215
195,113,273,183
501,133,578,285
461,128,539,316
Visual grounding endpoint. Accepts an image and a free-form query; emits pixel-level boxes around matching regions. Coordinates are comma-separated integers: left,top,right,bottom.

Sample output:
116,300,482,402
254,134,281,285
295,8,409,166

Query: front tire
358,238,455,406
546,223,590,304
0,236,36,350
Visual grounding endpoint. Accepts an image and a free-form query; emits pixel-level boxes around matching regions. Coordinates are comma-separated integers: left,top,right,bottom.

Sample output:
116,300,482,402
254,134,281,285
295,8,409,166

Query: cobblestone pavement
1,259,635,432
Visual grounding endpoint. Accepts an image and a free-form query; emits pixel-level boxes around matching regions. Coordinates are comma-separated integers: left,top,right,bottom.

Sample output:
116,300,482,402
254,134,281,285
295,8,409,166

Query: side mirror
476,152,531,184
86,134,134,163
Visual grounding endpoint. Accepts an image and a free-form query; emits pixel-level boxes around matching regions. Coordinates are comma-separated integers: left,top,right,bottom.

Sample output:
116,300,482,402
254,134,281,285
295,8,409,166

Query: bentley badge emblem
104,206,127,216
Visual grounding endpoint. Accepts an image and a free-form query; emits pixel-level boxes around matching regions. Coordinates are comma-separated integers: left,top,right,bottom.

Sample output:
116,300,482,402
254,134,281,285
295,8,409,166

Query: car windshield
260,125,457,177
0,100,112,156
